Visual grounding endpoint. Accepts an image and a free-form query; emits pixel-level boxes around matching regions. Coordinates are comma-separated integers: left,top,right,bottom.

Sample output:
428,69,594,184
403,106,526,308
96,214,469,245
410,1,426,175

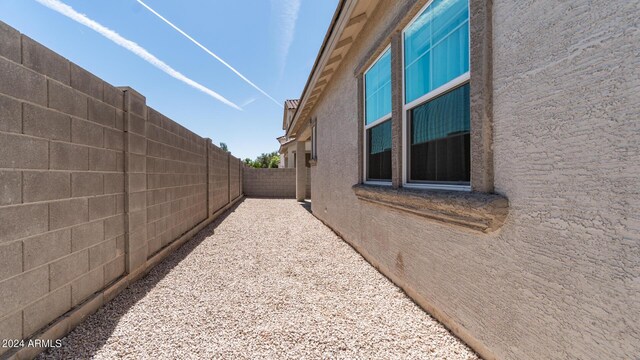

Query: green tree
247,152,280,168
220,142,229,152
268,155,280,168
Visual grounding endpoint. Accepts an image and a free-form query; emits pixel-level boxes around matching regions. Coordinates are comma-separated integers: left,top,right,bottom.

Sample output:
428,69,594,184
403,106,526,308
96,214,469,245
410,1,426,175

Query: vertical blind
411,84,470,145
404,0,469,104
365,49,392,124
368,120,392,180
369,119,392,155
410,84,470,182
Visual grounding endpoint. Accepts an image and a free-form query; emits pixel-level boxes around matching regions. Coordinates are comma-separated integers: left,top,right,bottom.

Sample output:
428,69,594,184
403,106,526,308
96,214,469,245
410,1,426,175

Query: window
364,47,392,183
403,0,470,188
409,83,470,183
311,123,317,160
367,119,392,180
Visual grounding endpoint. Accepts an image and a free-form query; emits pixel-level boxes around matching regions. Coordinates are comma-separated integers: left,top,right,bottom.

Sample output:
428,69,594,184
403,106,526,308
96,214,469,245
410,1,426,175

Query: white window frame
363,45,393,186
401,0,472,191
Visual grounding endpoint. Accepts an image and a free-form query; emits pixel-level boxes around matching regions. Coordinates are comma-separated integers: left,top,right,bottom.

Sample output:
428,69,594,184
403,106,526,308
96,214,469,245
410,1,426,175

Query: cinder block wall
0,22,243,357
145,108,208,258
243,168,296,198
0,25,127,347
229,158,242,200
208,142,230,215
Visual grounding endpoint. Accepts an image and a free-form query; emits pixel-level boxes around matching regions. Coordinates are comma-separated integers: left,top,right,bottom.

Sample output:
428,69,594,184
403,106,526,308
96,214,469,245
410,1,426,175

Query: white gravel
39,198,478,359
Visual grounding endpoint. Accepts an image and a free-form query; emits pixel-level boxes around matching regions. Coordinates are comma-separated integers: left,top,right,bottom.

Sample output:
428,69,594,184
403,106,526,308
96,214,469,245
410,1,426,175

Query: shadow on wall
38,199,245,359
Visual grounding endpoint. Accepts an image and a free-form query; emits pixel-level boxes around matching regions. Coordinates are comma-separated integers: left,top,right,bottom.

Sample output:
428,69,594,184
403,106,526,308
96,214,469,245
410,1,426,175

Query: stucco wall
306,167,311,199
284,140,311,168
309,1,640,359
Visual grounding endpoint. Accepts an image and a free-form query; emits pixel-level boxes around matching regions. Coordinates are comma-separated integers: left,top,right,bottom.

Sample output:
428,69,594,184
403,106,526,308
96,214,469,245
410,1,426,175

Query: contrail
241,96,257,107
270,0,301,81
34,0,241,110
136,0,282,107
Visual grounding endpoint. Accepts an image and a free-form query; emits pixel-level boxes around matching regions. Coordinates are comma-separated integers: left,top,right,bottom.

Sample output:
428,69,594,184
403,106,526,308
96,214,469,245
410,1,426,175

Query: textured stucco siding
306,167,311,199
283,140,311,168
243,168,296,198
309,1,640,359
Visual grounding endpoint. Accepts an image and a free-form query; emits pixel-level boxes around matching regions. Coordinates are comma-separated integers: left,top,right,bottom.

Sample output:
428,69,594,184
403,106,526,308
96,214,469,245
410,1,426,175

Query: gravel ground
40,198,478,359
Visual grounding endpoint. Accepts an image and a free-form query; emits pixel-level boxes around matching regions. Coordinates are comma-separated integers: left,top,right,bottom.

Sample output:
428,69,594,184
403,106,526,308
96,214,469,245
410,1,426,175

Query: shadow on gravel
299,200,312,214
38,198,245,360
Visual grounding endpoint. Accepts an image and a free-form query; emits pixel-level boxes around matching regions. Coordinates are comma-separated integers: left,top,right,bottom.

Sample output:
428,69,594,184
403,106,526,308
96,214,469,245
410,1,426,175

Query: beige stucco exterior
277,99,312,200
280,140,311,169
299,0,640,359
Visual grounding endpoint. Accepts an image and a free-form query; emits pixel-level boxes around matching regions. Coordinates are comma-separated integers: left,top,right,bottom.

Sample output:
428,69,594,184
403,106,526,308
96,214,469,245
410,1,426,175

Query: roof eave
286,0,347,137
286,0,379,138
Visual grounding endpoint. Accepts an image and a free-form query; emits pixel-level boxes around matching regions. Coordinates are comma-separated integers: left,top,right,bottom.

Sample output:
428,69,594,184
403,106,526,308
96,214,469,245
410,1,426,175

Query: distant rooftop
284,99,299,110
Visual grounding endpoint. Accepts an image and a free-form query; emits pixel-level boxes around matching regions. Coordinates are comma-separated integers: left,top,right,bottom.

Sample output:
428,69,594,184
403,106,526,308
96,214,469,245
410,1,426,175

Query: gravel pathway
40,198,478,359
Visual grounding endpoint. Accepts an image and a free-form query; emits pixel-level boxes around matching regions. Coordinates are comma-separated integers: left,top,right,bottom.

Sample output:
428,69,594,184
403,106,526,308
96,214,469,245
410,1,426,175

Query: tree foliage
220,142,229,152
245,151,280,168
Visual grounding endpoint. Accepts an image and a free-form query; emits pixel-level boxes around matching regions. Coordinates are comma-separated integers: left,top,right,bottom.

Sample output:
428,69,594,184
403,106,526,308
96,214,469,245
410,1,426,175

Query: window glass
367,119,392,181
365,49,392,124
311,125,317,160
409,84,470,183
404,0,469,104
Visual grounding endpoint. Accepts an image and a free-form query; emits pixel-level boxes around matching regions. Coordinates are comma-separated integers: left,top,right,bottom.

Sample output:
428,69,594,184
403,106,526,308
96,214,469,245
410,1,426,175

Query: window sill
352,184,509,233
309,159,317,167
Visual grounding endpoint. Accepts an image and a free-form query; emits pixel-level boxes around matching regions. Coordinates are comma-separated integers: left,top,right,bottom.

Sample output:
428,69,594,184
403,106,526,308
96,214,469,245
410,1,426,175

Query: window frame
401,0,472,191
363,44,393,186
311,121,317,161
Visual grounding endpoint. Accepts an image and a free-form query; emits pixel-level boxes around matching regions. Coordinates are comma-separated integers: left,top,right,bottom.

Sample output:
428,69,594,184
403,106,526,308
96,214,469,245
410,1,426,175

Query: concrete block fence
0,22,244,358
243,168,296,198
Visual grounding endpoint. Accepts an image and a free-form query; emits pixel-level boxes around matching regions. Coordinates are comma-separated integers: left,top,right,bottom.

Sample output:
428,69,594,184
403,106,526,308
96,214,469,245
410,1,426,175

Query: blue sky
0,0,338,160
